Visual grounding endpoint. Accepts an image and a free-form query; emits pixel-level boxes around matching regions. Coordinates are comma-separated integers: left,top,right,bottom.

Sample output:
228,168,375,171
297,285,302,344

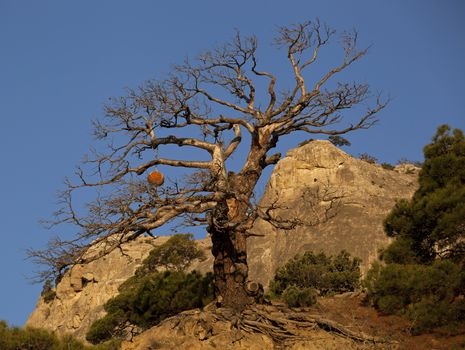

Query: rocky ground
120,294,465,350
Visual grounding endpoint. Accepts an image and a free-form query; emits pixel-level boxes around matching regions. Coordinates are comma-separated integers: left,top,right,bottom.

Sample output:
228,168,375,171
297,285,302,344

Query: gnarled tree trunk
209,219,254,310
208,171,262,310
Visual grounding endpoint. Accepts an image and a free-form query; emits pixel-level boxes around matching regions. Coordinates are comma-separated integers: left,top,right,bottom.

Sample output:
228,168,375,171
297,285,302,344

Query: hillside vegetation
365,125,465,334
86,234,214,344
0,321,119,350
269,250,361,306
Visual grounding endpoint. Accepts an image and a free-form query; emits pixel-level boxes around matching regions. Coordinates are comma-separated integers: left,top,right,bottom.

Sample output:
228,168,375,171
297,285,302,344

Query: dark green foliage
379,237,419,264
41,279,56,303
269,250,361,298
405,297,465,335
384,125,465,263
137,234,205,274
381,162,395,170
359,153,377,164
86,271,214,344
361,261,381,299
365,261,465,334
281,286,317,307
0,320,119,350
366,125,465,334
328,135,351,147
87,235,212,344
128,271,214,328
298,139,314,147
85,311,126,345
397,157,423,167
0,321,55,350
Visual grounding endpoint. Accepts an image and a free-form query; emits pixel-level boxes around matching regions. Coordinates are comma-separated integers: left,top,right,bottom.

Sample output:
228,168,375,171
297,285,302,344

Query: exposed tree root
123,302,397,349
233,304,387,346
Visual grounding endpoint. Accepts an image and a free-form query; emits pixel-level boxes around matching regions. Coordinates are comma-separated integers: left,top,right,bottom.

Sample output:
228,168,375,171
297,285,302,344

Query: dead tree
30,20,387,310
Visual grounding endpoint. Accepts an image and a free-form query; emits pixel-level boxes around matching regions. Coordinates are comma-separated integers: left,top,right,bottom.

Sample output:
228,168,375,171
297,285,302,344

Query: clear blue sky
0,1,464,327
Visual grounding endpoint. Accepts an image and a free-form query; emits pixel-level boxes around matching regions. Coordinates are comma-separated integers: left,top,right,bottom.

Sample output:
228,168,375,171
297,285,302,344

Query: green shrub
406,297,465,335
87,235,212,344
86,310,126,345
361,261,381,297
269,250,361,298
282,286,317,307
381,162,394,170
128,271,214,329
87,271,214,344
0,320,120,350
359,153,378,164
328,135,351,147
136,234,205,274
397,157,423,167
41,279,56,303
379,237,419,264
365,260,465,333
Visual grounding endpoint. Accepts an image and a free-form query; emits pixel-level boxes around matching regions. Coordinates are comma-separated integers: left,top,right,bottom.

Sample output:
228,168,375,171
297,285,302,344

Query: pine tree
367,125,465,333
383,124,465,264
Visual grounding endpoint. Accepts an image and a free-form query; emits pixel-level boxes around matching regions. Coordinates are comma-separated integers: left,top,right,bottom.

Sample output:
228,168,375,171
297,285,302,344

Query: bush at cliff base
364,260,465,334
281,285,318,307
86,271,214,344
87,233,212,344
269,250,361,307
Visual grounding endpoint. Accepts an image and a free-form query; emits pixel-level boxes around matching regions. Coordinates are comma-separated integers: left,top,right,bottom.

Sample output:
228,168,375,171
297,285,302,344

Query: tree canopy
31,20,386,309
367,125,465,333
383,125,465,264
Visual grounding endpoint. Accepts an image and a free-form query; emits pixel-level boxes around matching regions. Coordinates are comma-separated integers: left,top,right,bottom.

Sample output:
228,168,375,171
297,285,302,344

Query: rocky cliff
26,140,418,339
26,236,212,339
247,140,418,286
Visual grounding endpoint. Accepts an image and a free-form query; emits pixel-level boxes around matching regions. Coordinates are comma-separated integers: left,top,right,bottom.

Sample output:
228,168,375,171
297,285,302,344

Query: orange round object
147,171,164,186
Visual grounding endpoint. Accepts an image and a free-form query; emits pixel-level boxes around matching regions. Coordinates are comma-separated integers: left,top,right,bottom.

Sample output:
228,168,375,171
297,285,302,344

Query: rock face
247,140,418,287
26,141,418,340
26,237,156,338
26,236,211,339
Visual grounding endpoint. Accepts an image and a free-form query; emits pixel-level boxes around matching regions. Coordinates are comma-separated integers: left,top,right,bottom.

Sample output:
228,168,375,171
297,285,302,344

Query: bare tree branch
33,20,386,309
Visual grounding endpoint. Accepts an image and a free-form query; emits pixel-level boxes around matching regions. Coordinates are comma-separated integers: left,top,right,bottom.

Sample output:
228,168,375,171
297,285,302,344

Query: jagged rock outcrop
26,141,418,340
247,140,418,287
26,236,211,339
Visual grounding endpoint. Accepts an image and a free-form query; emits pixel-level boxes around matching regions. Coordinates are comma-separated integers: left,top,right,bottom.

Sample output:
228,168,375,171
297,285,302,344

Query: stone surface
247,140,418,287
26,141,418,340
26,235,208,339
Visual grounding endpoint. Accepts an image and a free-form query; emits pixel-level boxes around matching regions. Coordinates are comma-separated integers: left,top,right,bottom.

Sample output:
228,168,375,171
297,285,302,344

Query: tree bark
210,224,254,310
208,140,269,310
208,169,263,310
